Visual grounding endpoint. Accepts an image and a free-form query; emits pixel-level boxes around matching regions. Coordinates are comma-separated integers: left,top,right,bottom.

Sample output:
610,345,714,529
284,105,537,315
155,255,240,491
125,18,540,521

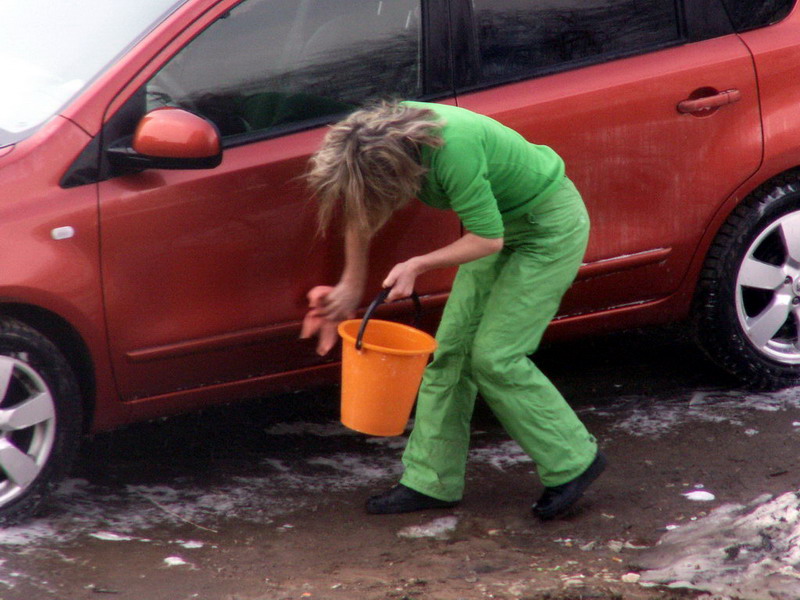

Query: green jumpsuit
398,102,598,502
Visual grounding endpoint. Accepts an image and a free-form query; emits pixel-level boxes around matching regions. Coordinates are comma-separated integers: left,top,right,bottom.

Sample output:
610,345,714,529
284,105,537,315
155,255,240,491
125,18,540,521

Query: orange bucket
337,293,437,436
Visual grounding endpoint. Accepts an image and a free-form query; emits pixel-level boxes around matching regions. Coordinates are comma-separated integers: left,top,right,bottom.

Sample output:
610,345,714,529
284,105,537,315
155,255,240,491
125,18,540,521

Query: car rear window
719,0,795,31
468,0,683,87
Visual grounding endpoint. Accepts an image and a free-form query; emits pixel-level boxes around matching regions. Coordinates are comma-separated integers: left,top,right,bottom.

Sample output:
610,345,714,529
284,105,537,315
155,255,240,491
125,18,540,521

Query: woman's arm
320,225,372,320
383,232,503,302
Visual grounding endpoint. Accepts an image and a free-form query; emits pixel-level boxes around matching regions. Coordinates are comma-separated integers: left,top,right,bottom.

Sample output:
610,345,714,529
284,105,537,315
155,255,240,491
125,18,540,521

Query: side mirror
107,107,222,170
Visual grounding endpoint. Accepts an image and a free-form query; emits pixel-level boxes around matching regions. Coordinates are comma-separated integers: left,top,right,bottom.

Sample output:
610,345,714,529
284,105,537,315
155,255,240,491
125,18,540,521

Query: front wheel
0,318,82,523
694,173,800,390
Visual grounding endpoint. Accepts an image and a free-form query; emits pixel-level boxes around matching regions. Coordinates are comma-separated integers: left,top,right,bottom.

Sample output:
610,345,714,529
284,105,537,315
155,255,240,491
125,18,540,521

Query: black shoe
532,451,607,520
366,484,459,514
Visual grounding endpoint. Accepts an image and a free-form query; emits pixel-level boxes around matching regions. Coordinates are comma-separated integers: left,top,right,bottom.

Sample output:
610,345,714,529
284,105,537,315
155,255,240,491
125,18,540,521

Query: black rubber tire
0,318,82,524
693,172,800,390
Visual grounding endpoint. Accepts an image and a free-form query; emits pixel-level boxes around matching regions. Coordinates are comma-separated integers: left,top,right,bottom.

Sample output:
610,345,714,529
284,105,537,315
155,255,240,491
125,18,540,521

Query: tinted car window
720,0,795,31
146,0,423,139
469,0,682,86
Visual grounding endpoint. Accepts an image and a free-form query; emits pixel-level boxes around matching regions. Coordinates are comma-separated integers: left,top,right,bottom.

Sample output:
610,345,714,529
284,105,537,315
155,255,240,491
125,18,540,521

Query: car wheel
0,318,82,523
694,172,800,390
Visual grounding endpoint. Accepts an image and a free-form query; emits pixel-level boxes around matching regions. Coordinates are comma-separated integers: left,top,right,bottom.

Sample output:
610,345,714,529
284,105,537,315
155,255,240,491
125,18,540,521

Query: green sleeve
431,135,505,239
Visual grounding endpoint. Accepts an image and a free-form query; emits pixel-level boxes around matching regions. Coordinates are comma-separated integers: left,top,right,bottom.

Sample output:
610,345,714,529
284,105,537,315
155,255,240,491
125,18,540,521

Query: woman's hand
382,233,503,303
320,281,362,321
383,258,422,302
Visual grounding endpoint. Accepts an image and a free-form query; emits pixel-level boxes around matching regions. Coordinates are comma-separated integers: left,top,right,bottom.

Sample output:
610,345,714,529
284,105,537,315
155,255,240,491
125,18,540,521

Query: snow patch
637,491,800,600
397,516,458,539
683,490,715,502
597,386,800,438
366,436,408,450
89,532,136,542
0,442,403,548
0,522,60,546
469,440,533,470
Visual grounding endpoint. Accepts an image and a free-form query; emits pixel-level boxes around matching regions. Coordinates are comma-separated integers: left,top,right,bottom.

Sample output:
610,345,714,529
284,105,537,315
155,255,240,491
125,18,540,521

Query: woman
306,100,605,519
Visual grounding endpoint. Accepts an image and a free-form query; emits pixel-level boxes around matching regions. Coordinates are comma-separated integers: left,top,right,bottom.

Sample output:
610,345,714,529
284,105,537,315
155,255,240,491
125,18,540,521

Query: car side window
719,0,795,31
468,0,683,87
146,0,423,140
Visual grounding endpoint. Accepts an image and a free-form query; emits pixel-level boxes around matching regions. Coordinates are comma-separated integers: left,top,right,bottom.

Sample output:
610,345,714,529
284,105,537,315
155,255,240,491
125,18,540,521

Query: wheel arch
685,165,800,301
689,164,800,316
0,304,96,432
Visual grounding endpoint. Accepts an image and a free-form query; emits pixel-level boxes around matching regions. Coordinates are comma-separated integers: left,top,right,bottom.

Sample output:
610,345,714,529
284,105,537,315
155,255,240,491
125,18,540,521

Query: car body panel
666,5,800,326
457,33,762,321
99,121,460,402
0,116,124,429
737,5,800,179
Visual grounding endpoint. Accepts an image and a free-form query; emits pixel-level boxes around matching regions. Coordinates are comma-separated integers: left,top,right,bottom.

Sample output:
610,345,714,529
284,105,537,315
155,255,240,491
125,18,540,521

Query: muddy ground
1,326,800,600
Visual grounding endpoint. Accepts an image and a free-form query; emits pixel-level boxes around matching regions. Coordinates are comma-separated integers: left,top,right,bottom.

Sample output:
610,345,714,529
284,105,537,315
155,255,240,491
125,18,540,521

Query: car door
452,0,762,324
97,0,460,403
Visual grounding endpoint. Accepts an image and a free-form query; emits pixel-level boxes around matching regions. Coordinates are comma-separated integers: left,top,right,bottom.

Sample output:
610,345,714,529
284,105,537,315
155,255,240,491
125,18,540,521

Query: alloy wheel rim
0,356,56,505
736,210,800,364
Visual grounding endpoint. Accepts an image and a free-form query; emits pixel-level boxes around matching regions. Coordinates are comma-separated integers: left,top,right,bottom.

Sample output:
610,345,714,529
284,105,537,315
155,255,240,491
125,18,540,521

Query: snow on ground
397,516,459,540
588,386,800,439
0,384,796,550
0,383,799,599
0,415,546,549
0,460,399,547
636,491,800,600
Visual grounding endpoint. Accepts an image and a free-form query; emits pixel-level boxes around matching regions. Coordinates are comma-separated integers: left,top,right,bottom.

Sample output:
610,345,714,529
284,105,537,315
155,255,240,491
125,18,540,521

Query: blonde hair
306,100,444,235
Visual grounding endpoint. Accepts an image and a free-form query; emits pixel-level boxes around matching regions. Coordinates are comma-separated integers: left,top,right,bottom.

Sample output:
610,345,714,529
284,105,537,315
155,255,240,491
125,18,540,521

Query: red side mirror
107,107,222,171
133,107,221,160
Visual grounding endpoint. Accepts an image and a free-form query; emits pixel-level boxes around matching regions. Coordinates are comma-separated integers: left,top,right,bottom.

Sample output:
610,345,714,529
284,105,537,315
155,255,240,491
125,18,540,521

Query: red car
0,0,798,521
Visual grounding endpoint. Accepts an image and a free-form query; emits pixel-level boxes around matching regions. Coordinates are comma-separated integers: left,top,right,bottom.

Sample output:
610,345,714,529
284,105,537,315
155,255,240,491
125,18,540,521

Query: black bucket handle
355,289,423,351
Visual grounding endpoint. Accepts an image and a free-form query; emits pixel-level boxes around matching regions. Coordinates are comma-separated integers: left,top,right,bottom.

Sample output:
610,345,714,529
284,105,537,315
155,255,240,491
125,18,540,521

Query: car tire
0,318,82,523
693,172,800,390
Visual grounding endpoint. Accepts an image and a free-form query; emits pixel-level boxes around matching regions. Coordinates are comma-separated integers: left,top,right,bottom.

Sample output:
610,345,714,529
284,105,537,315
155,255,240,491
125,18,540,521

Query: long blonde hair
306,101,444,235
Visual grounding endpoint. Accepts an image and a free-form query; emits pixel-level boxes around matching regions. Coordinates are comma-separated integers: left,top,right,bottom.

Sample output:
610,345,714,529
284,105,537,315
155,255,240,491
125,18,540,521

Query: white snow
89,532,135,542
638,491,800,599
397,516,458,539
682,490,716,502
469,440,533,470
593,386,800,439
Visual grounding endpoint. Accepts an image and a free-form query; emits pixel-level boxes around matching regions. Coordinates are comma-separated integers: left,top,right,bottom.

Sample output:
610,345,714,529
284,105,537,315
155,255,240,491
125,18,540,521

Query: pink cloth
300,286,352,356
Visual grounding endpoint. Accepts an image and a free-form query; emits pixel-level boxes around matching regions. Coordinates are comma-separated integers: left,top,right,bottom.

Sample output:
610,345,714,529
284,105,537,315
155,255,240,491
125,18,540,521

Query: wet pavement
2,326,800,600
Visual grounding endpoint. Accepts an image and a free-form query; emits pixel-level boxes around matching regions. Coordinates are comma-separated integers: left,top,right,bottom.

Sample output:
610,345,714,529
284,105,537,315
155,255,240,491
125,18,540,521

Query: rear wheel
694,173,800,389
0,318,82,523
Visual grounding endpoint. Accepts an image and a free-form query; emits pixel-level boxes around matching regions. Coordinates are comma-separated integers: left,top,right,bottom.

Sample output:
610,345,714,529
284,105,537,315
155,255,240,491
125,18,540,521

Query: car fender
0,117,125,430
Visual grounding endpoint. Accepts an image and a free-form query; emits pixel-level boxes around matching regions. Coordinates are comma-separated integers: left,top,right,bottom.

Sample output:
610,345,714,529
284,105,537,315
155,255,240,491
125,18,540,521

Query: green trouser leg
400,178,597,502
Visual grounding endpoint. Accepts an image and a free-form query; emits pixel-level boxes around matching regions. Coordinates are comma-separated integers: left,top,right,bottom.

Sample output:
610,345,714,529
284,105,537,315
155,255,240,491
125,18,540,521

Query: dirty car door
98,0,459,404
454,0,762,324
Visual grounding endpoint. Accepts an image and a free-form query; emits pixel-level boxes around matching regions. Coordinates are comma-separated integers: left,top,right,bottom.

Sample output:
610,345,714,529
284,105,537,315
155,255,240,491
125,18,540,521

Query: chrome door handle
677,89,741,114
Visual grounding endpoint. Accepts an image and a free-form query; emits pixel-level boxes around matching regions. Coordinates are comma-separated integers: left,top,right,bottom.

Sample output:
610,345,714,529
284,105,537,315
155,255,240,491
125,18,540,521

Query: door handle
677,89,741,114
